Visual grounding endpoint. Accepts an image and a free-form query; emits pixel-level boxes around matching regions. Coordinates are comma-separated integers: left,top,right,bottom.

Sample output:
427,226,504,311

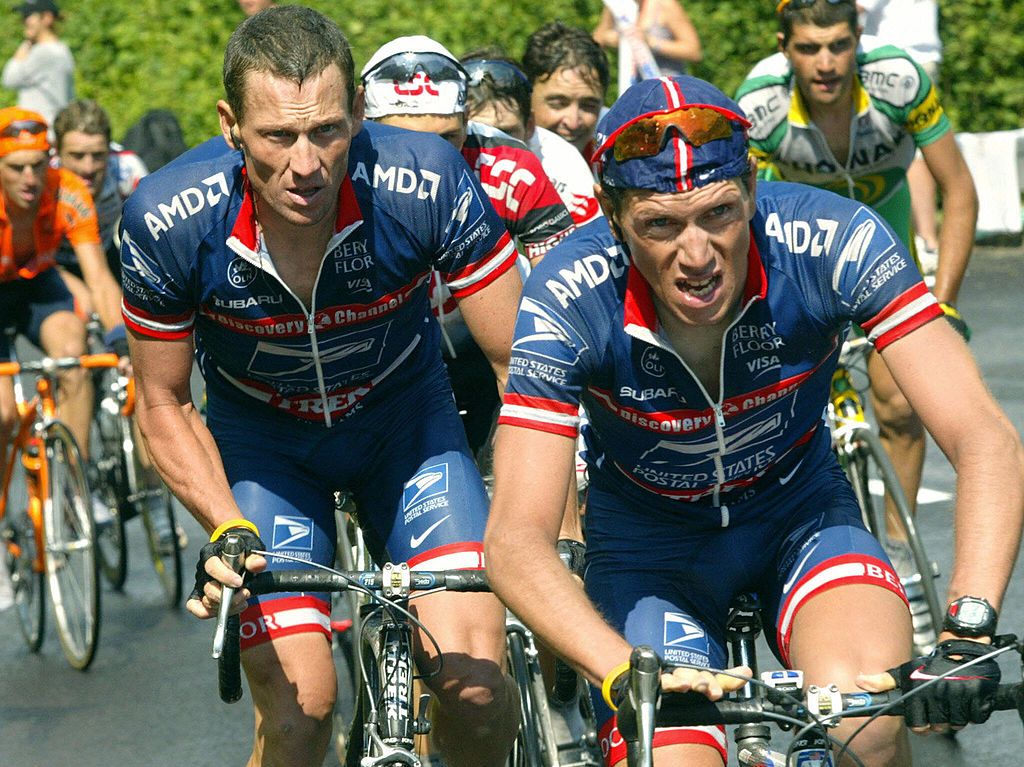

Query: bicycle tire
90,373,128,589
42,421,101,670
507,627,551,767
4,463,45,651
845,428,942,652
140,487,183,607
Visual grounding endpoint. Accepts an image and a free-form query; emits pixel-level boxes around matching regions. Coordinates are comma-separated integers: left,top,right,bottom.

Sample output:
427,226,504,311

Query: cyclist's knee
872,391,921,439
429,651,510,714
244,637,338,723
834,716,908,767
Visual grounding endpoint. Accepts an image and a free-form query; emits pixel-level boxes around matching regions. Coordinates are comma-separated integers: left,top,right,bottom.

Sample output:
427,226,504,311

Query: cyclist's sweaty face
781,22,859,113
531,66,604,155
221,65,363,231
58,131,109,195
606,176,756,332
0,149,48,213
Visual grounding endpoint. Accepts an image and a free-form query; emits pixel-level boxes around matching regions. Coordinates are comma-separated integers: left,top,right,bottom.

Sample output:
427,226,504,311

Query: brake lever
212,534,246,659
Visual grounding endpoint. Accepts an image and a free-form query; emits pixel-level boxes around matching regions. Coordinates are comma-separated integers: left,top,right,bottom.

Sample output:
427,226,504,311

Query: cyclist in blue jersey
119,8,519,767
485,75,1024,767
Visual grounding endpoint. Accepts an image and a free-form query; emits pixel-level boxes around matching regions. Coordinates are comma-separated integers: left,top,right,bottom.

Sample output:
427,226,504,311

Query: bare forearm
945,416,1024,610
931,180,978,304
135,399,241,534
92,274,124,332
486,524,629,686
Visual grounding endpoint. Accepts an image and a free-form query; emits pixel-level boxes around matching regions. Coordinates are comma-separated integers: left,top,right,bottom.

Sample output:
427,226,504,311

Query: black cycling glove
888,638,1000,728
188,524,266,603
939,302,971,342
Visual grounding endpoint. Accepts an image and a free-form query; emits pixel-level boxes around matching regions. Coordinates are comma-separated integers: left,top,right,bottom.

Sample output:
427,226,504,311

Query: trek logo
227,257,258,288
763,213,839,258
663,613,709,653
544,244,629,309
351,161,441,202
402,463,449,512
511,297,589,367
247,324,388,387
144,172,230,241
121,230,166,288
478,155,536,215
272,515,314,550
394,71,439,97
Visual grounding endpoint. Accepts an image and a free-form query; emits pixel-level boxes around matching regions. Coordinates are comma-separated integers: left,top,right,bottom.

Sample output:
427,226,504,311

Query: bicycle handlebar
0,352,119,378
616,684,1024,736
214,565,490,703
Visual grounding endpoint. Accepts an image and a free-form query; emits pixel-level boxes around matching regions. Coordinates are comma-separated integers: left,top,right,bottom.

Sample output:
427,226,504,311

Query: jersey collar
228,168,364,253
623,226,767,337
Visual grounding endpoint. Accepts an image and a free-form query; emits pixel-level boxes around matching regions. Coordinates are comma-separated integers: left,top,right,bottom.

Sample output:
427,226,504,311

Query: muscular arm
485,424,631,686
920,131,978,304
128,330,242,535
456,265,522,395
880,319,1024,611
74,241,123,331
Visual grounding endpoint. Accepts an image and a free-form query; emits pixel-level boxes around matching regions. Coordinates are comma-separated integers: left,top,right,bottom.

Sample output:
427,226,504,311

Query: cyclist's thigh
584,486,732,767
761,475,911,669
210,404,338,652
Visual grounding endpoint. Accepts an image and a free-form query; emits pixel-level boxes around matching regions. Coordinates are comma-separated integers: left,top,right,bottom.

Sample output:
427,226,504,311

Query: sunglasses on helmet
362,52,467,85
776,0,852,14
1,119,47,139
602,106,746,164
463,59,531,92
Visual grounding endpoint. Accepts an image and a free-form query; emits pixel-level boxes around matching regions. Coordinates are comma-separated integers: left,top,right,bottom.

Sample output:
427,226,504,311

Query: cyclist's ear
217,100,242,152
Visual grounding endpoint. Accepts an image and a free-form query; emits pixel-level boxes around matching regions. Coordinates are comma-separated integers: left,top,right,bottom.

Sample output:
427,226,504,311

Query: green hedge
2,1,1021,146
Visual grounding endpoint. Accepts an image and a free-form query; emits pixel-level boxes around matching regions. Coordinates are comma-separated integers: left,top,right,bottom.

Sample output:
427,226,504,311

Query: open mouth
679,274,719,298
288,186,323,205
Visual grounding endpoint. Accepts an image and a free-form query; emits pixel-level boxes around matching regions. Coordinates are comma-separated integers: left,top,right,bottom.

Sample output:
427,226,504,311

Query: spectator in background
522,22,609,161
237,0,274,15
53,100,147,304
593,0,703,82
2,0,74,128
859,0,943,271
461,49,602,227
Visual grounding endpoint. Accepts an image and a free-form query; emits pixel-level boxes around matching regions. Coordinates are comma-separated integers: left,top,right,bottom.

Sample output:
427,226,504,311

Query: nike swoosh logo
410,514,452,549
778,457,805,486
782,540,821,595
909,667,984,682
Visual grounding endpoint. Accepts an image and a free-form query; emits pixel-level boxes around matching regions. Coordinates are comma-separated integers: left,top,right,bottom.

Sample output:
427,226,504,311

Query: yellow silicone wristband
601,660,633,711
209,518,259,543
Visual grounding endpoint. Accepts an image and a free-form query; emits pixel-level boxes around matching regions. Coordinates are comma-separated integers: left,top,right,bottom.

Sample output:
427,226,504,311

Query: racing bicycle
85,315,183,606
0,328,118,669
829,335,942,654
615,593,1024,766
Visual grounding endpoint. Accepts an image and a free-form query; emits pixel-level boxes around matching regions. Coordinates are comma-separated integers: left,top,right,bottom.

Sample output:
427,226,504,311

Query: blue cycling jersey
499,181,942,519
119,123,517,426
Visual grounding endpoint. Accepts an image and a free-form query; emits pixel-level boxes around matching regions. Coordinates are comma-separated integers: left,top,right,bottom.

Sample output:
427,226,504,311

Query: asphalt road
1,247,1022,766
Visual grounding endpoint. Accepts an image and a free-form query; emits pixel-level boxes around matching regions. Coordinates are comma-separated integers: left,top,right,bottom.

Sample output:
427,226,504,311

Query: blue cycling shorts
206,364,489,650
584,455,909,766
0,269,76,361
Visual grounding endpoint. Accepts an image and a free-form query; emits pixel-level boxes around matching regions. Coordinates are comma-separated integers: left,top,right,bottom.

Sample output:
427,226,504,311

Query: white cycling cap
361,35,468,119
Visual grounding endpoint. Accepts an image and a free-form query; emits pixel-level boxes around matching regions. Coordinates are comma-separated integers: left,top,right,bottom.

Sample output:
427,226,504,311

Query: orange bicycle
0,328,117,670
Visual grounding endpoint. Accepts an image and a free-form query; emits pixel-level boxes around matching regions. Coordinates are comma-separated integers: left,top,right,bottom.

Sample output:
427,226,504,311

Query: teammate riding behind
735,3,979,644
120,9,520,766
485,74,1024,767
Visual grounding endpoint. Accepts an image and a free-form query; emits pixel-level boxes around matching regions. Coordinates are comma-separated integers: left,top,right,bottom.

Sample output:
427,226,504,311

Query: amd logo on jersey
144,173,230,241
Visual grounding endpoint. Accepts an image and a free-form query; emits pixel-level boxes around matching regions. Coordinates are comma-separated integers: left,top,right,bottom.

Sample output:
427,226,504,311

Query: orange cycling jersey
0,167,101,282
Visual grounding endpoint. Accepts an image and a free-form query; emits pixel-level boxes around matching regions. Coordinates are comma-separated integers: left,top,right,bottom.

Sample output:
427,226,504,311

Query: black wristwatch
942,595,998,638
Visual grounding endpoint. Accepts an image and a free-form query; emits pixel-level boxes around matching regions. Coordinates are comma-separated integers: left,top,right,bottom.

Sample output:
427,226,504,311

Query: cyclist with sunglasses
485,75,1023,767
360,36,575,456
0,107,124,480
736,1,979,641
462,51,603,228
121,10,521,766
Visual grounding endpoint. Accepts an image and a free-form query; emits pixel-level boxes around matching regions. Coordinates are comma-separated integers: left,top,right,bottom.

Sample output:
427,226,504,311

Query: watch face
957,601,988,626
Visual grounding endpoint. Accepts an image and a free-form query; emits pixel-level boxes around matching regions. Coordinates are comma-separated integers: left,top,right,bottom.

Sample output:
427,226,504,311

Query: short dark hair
223,5,355,123
461,47,531,125
522,21,609,95
53,99,111,149
778,0,858,46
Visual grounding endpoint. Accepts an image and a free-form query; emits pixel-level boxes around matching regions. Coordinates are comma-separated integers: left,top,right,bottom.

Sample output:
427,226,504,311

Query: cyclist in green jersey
734,0,978,611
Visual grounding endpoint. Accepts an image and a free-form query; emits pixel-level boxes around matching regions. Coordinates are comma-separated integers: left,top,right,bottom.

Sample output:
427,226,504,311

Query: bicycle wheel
507,625,555,767
844,427,942,653
3,460,45,651
42,422,101,670
90,372,128,589
121,411,183,607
